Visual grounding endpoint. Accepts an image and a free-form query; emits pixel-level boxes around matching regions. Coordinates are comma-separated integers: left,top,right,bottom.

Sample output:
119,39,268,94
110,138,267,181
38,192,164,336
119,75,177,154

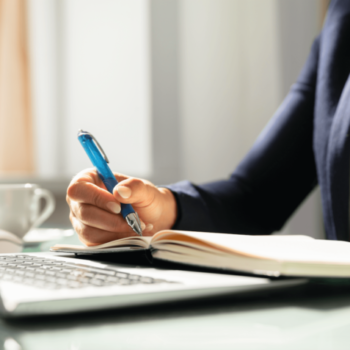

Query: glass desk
1,231,350,350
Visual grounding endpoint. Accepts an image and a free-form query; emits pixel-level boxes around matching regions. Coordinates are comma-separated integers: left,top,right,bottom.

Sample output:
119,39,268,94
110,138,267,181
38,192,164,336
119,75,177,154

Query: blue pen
77,130,142,236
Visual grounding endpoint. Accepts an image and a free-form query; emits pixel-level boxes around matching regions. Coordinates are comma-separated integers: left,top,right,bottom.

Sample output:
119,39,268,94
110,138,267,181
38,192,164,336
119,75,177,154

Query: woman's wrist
157,187,178,230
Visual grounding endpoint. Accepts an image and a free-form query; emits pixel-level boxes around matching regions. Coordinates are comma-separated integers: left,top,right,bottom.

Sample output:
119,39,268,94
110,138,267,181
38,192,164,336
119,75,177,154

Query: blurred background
0,0,328,237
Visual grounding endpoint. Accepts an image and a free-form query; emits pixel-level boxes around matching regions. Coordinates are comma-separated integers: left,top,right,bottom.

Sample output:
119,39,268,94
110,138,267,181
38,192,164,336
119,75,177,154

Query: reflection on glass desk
22,228,81,253
2,230,350,350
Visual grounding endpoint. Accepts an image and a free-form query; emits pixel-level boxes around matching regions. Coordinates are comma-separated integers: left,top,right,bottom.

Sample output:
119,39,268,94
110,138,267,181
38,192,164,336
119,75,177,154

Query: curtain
0,0,33,174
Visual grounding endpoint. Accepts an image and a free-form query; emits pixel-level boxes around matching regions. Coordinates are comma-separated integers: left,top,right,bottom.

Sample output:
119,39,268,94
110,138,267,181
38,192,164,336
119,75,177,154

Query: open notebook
51,230,350,278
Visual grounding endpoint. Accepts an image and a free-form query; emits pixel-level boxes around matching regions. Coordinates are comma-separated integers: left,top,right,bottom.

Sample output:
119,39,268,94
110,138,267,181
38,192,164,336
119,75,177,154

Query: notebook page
51,236,152,251
164,232,350,264
152,231,312,255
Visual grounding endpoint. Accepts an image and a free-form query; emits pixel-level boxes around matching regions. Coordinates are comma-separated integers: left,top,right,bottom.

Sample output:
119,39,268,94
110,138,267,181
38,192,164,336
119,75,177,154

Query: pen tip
133,226,143,236
126,213,143,236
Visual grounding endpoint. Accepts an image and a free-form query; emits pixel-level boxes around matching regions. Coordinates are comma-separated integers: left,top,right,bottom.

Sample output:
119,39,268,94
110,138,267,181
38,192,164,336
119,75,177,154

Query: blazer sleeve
165,37,320,235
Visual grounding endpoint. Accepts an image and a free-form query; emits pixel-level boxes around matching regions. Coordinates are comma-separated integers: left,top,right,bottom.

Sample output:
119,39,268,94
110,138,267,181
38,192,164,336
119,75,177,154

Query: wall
149,0,181,184
179,0,281,183
27,0,152,180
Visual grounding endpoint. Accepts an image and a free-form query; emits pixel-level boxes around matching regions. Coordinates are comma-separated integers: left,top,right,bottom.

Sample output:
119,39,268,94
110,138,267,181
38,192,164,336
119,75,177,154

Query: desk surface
2,233,350,350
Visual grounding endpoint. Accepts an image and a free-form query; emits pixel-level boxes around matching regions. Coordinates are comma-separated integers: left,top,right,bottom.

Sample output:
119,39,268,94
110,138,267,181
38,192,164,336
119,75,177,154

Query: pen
77,130,143,236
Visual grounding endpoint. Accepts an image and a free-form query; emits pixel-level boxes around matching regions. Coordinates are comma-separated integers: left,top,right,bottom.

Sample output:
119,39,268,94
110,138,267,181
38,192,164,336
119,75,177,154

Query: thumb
113,178,154,206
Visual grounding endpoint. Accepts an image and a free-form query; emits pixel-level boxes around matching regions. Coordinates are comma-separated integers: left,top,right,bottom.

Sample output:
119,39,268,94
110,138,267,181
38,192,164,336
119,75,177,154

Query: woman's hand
66,168,177,246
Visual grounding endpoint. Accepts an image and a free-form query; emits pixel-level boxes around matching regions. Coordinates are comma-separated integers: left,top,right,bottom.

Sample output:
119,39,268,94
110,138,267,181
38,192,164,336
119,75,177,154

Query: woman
67,0,350,246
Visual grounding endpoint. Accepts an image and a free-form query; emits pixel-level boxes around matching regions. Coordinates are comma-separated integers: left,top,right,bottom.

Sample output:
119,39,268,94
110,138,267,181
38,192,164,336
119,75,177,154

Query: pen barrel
78,134,136,220
120,203,135,218
101,176,118,193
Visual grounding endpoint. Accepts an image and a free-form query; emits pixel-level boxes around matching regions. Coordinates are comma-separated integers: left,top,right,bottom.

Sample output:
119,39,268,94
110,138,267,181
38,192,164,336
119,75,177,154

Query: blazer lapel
326,75,350,241
314,1,350,240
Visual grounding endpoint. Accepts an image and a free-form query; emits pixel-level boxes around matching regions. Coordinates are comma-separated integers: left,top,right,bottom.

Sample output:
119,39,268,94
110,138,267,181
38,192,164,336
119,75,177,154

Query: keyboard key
70,270,83,276
90,279,103,286
140,277,154,284
95,274,107,280
68,281,81,288
116,272,128,278
56,273,68,278
45,277,56,283
81,267,115,276
118,279,131,285
106,276,118,282
67,275,78,280
79,277,90,283
61,268,74,273
100,269,115,276
83,272,94,278
45,271,55,276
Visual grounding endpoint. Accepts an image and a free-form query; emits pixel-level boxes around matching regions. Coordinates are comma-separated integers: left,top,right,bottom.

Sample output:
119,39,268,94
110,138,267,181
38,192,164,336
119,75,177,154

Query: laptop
0,252,306,317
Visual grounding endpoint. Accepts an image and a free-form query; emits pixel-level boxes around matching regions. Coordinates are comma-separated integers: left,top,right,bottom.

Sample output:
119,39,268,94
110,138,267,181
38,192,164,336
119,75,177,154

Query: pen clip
77,130,110,163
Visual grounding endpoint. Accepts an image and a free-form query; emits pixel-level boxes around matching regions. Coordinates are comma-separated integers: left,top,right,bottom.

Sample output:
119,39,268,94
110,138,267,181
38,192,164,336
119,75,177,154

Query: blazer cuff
162,180,216,232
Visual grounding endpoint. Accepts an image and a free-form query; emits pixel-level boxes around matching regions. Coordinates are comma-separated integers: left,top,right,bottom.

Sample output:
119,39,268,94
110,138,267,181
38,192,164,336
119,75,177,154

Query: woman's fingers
113,178,154,207
67,169,136,213
70,168,104,186
69,198,149,232
69,201,130,232
70,214,136,246
68,178,121,214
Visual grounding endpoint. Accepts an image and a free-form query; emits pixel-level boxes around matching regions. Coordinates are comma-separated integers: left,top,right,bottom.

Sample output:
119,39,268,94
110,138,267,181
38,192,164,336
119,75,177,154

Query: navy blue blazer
167,0,350,241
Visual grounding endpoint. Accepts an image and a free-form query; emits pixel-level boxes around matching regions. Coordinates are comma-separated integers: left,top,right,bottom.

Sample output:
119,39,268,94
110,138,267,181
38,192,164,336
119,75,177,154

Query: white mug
0,184,55,239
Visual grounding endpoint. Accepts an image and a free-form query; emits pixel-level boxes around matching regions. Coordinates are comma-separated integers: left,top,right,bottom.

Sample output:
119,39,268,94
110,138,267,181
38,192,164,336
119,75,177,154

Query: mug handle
31,188,56,228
